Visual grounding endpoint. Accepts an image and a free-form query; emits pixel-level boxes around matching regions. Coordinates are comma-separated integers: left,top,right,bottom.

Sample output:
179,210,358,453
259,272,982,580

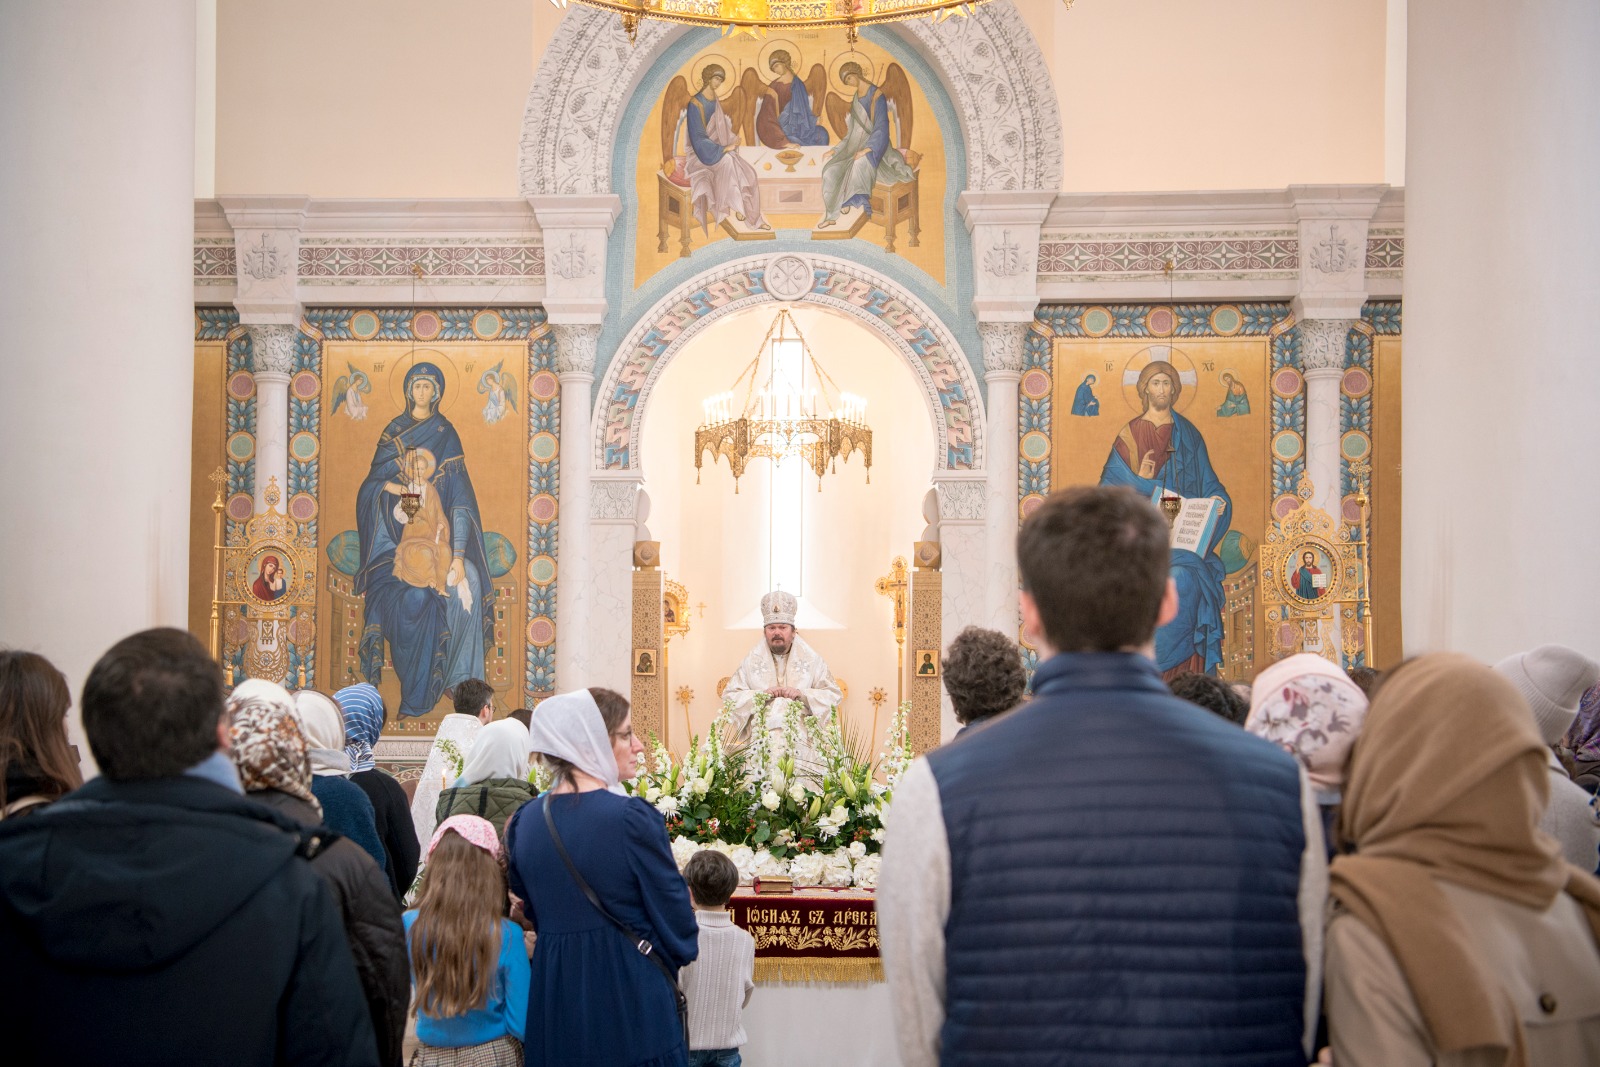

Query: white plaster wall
639,307,935,755
0,0,197,769
215,0,533,197
212,1,1387,197
1402,0,1600,659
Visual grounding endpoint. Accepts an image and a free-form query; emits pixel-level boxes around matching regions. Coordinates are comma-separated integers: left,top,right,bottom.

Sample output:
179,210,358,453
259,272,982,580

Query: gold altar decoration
1259,478,1371,667
695,309,871,493
216,478,317,685
548,0,1075,42
663,576,692,746
633,548,667,746
874,556,908,719
907,550,940,753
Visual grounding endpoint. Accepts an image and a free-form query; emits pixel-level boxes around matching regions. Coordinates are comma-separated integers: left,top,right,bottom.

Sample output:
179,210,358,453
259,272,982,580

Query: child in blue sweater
404,815,530,1066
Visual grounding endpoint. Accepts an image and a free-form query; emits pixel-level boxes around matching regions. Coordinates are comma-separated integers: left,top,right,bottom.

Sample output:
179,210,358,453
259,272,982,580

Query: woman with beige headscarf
1326,653,1600,1065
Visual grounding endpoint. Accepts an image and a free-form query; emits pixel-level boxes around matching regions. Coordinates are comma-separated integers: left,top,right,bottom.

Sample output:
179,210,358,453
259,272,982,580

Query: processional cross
875,556,910,721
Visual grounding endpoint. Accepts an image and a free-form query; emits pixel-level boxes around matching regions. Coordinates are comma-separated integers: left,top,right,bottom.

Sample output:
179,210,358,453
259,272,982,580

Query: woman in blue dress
506,688,698,1067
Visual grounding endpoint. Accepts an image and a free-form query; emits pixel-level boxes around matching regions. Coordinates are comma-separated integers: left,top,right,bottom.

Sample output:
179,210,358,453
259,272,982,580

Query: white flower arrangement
622,698,915,889
851,854,882,889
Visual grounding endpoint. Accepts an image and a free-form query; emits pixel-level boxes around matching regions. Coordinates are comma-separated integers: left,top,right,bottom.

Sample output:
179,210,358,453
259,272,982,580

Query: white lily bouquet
623,695,915,889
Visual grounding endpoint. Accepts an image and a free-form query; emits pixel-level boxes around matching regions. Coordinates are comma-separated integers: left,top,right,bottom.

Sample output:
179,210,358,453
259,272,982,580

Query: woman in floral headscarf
337,683,419,898
1562,684,1600,794
228,683,410,1067
1246,652,1370,858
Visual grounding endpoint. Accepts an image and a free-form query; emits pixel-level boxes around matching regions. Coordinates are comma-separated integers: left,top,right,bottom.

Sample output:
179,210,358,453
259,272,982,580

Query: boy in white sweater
679,851,756,1067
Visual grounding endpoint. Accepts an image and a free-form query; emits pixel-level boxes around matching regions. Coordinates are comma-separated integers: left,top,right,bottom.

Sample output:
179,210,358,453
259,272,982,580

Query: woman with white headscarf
505,687,698,1067
285,687,389,875
435,717,537,838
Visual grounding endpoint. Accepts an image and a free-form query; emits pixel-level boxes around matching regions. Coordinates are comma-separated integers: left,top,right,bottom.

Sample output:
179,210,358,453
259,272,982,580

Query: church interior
7,0,1595,801
2,1,1598,1061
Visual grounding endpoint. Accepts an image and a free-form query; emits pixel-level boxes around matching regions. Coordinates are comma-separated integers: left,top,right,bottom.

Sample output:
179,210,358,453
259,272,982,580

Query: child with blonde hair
405,815,530,1066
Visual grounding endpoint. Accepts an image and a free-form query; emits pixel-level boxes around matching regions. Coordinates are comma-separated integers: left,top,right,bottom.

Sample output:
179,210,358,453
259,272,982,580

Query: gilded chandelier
694,309,872,492
546,0,1074,41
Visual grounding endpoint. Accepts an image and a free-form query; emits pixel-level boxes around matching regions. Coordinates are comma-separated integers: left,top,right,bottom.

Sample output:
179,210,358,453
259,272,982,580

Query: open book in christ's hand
1152,489,1223,554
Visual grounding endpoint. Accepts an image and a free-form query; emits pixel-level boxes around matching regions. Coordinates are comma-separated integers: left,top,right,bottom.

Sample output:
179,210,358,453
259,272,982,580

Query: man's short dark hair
1167,672,1248,725
82,628,225,781
684,849,739,908
452,679,494,716
508,708,533,730
942,626,1027,725
1017,486,1170,652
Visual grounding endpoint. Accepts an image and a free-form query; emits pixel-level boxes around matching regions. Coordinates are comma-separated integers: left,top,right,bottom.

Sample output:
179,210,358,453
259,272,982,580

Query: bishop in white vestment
724,590,843,738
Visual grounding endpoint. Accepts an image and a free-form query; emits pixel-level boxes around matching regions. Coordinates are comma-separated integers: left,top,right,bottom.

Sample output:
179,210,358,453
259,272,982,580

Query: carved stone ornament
982,230,1031,277
764,254,814,301
552,323,601,376
239,232,287,280
934,477,988,522
519,1,1061,196
549,232,597,280
978,321,1028,375
1299,319,1354,374
247,324,298,376
898,2,1064,192
1306,223,1360,275
591,479,640,521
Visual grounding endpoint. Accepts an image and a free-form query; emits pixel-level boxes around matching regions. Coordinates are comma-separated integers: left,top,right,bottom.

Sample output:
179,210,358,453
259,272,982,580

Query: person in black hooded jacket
229,680,410,1067
0,628,378,1067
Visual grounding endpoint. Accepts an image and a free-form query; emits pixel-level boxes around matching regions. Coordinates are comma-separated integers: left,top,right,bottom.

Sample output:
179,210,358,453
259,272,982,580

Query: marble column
932,472,988,741
588,474,644,695
247,324,297,511
1298,318,1354,658
553,324,599,692
1297,319,1353,528
0,1,196,755
1404,0,1600,658
979,322,1026,636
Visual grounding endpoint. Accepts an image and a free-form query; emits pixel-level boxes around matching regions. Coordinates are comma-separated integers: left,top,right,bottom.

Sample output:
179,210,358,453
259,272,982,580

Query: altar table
728,887,901,1067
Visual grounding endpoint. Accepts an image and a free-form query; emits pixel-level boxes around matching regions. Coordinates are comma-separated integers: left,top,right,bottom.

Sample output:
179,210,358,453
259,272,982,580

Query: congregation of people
3,485,1600,1065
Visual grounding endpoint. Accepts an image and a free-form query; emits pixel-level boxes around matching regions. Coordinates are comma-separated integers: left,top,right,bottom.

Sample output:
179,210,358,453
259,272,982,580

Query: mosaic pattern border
595,256,981,473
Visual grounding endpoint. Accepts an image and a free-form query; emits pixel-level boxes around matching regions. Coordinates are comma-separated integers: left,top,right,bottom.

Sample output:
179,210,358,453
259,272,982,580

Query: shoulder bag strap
542,794,690,1045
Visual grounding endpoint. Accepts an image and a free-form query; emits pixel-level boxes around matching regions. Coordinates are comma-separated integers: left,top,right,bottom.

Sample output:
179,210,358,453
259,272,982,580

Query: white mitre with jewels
761,589,798,627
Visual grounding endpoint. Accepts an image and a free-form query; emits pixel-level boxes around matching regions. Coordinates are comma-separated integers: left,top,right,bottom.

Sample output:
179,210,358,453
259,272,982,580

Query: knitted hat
1492,644,1600,745
761,589,798,627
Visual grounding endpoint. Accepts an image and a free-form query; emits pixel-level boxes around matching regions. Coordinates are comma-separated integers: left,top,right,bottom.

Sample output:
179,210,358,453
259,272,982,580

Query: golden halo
1119,344,1199,416
689,54,739,100
387,348,464,417
828,50,875,97
758,39,804,78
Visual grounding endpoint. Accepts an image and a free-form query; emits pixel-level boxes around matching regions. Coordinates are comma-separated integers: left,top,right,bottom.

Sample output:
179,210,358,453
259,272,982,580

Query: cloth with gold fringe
729,887,880,984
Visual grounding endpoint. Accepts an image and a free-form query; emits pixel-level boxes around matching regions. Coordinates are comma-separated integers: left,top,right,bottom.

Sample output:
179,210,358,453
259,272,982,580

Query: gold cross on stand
874,556,909,739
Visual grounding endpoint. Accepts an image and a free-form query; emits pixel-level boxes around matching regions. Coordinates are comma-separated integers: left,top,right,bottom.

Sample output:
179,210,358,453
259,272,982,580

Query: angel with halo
477,360,518,424
331,362,371,420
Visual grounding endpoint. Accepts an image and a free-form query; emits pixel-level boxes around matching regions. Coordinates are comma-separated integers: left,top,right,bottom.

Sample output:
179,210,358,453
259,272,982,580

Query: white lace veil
526,688,619,788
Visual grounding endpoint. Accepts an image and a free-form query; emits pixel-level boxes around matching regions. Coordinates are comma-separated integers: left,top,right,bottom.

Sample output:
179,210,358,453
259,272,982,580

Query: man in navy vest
879,486,1325,1067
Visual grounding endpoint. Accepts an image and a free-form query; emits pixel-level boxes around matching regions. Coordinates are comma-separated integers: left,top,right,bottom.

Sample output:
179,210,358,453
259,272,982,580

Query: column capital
590,473,644,523
960,192,1051,322
245,323,298,377
529,194,623,322
551,322,602,376
1290,185,1386,323
932,471,989,524
978,320,1030,376
1299,317,1357,375
220,195,308,325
